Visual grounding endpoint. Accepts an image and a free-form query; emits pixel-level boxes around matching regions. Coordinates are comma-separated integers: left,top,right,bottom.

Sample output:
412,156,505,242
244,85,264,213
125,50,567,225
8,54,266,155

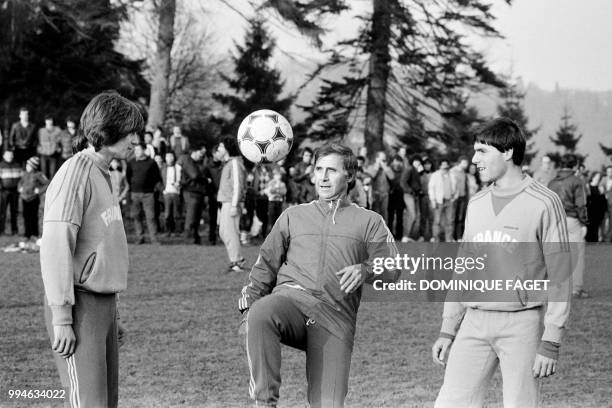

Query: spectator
586,171,607,242
293,147,313,203
387,155,405,239
265,167,287,229
356,155,368,181
160,151,182,236
419,158,434,241
451,156,469,240
217,135,247,273
126,143,162,244
169,126,190,159
548,153,588,298
8,107,37,166
366,150,395,223
18,156,49,238
428,158,455,242
599,165,612,242
204,145,224,245
467,163,481,197
348,176,367,208
399,154,422,242
152,126,168,157
0,150,23,235
143,131,156,158
285,166,300,206
37,115,62,179
181,147,208,245
240,171,257,245
253,165,271,237
300,172,317,203
109,158,129,215
533,154,557,186
59,117,76,165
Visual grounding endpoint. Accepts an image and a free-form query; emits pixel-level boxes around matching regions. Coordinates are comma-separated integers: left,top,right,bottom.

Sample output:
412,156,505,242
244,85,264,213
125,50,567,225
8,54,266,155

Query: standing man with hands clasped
238,143,398,408
431,118,571,408
40,91,144,408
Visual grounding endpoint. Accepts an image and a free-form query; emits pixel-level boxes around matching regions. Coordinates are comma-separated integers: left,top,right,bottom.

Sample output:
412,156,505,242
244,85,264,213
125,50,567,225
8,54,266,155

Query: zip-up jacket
238,197,398,342
548,168,588,223
40,148,129,326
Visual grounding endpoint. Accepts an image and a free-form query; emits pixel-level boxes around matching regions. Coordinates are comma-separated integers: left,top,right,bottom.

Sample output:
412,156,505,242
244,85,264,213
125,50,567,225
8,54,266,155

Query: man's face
391,158,403,171
460,159,469,170
439,161,449,171
302,151,312,164
45,119,53,129
472,142,508,183
3,151,14,163
398,147,407,158
110,133,139,160
165,153,175,165
412,159,422,169
134,144,146,159
314,153,349,201
542,156,551,170
67,121,76,134
144,133,153,144
376,152,386,164
217,143,228,161
19,110,28,122
357,158,364,168
173,126,181,137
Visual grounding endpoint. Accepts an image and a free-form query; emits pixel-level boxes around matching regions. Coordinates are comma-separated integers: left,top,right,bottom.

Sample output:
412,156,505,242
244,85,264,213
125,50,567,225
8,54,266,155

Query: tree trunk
364,0,392,158
147,0,176,129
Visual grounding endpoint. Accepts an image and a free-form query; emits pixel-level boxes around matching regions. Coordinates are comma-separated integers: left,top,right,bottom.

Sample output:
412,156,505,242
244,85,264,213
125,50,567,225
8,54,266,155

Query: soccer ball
237,109,293,164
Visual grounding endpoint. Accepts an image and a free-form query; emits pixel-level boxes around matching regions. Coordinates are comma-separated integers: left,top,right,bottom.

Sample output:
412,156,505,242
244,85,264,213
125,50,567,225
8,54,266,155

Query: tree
119,0,225,141
213,18,293,135
496,77,538,164
299,0,510,158
147,0,176,129
550,108,582,153
599,142,612,159
0,0,148,133
441,99,484,161
549,108,585,165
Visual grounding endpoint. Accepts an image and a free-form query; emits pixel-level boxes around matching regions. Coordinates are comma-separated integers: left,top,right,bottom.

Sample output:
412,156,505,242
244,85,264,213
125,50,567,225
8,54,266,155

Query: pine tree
497,78,538,164
549,108,585,165
441,99,484,161
600,142,612,158
213,18,293,135
0,0,148,132
550,108,582,153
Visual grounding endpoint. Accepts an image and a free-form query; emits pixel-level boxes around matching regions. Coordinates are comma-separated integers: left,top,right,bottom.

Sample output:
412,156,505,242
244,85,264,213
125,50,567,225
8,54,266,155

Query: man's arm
238,210,290,313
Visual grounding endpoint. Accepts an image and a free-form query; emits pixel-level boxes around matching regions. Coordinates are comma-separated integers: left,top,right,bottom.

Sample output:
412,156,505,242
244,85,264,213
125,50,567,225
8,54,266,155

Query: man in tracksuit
41,91,143,408
431,118,571,408
238,143,398,407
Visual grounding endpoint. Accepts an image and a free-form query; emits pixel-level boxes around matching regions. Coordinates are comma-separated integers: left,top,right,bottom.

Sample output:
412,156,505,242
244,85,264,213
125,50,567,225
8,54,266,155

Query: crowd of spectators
1,106,612,248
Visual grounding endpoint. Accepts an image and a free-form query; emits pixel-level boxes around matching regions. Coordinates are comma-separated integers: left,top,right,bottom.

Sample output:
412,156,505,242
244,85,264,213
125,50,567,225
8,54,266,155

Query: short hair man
8,107,37,166
37,115,63,179
431,117,571,408
533,154,557,186
41,91,144,407
428,158,456,242
238,143,397,407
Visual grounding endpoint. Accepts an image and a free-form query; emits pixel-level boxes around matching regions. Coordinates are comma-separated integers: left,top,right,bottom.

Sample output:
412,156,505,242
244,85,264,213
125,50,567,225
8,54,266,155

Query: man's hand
336,264,363,294
532,353,557,378
230,206,239,217
117,322,127,348
432,337,453,366
52,325,76,359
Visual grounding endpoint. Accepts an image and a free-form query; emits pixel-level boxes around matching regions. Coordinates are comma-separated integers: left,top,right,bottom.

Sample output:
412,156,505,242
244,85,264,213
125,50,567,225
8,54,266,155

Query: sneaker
572,290,590,299
226,261,247,273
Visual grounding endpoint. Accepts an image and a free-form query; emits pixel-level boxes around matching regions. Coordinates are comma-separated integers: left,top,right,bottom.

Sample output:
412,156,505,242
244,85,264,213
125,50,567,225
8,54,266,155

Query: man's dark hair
144,131,153,138
561,153,578,169
313,143,358,192
220,134,241,157
19,107,28,113
472,117,526,166
409,154,421,163
76,91,144,152
391,154,403,163
438,157,450,166
44,114,53,121
65,116,76,124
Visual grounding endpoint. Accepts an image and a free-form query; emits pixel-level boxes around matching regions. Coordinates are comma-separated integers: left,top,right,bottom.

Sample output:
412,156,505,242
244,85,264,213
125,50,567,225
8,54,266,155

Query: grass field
1,235,611,408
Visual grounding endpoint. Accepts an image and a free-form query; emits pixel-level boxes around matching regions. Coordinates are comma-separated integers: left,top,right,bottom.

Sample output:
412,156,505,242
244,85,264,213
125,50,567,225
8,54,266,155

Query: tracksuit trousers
435,307,544,408
44,290,118,408
245,294,353,407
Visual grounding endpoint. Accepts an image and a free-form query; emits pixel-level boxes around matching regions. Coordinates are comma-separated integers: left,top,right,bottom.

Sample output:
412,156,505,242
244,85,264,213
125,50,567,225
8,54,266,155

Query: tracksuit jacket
238,197,398,343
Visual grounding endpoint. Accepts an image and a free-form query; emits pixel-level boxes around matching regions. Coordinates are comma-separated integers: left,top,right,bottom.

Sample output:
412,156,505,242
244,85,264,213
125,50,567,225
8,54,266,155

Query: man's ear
502,148,514,162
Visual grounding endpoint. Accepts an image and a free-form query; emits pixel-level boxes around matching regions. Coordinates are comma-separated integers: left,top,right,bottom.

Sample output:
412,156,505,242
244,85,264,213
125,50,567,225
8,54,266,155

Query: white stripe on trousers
66,355,81,408
245,319,256,399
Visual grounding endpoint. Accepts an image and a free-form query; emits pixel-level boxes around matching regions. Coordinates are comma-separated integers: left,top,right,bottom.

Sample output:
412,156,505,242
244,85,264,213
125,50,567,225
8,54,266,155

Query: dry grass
0,236,610,407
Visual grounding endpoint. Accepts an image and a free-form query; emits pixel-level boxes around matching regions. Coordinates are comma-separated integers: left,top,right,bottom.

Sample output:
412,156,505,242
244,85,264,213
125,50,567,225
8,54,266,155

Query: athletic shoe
572,290,590,299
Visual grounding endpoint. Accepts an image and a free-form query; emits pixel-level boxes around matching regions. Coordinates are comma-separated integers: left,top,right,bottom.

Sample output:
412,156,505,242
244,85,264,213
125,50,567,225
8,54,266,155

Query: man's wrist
439,332,455,341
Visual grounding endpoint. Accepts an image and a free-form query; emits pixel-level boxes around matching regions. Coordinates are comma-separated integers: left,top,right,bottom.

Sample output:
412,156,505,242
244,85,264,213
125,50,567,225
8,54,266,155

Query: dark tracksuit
238,198,398,407
126,157,163,243
0,160,23,234
181,155,208,244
